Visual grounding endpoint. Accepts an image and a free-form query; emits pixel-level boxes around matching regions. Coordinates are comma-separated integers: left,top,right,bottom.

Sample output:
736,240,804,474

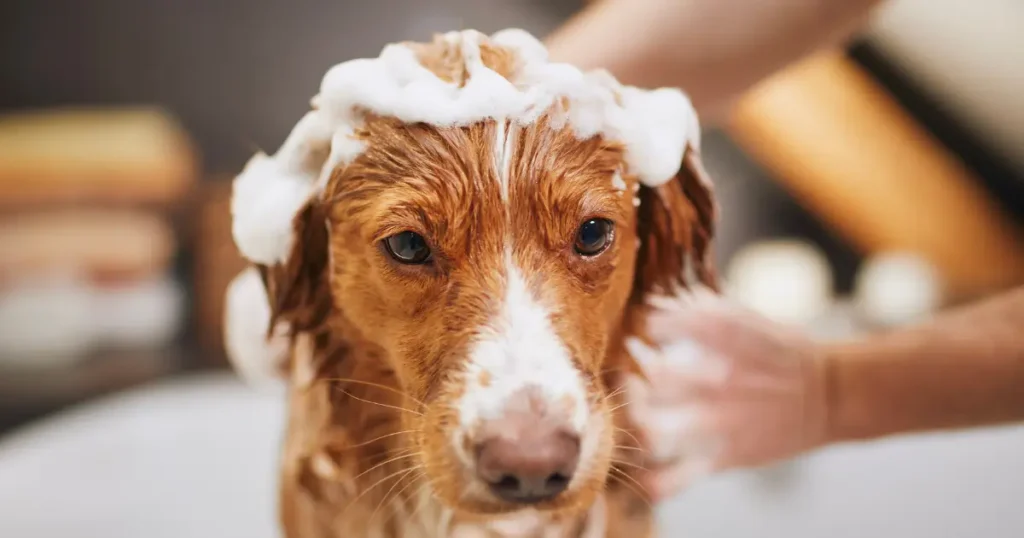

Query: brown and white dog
225,29,717,538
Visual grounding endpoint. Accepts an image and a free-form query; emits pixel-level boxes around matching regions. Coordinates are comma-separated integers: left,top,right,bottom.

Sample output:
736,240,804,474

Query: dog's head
230,29,715,517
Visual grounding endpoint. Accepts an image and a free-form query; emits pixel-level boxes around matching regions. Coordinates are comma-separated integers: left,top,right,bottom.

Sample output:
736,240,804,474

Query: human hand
624,292,828,501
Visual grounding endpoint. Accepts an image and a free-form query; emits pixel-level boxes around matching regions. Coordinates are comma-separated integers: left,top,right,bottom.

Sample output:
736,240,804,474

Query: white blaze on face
457,250,590,441
492,120,518,203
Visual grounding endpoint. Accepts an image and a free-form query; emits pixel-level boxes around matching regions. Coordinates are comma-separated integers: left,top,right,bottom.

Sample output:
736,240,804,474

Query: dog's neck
278,320,428,537
277,314,645,538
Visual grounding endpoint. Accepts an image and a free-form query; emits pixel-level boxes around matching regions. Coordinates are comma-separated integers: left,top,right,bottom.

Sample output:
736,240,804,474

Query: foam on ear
229,28,703,266
223,266,290,388
231,112,332,266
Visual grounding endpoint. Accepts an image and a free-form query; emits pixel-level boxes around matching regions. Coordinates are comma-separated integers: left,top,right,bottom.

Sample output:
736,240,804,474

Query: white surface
1,373,1022,537
0,375,284,538
659,427,1024,537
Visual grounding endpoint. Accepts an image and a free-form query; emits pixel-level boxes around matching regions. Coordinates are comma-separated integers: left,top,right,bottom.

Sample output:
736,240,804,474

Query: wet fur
254,36,717,538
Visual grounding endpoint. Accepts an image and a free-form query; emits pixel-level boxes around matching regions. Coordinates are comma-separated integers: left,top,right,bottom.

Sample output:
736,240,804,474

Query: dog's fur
244,36,717,538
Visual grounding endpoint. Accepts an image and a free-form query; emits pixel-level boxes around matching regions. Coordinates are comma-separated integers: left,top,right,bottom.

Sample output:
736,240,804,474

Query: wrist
802,342,832,451
817,340,879,445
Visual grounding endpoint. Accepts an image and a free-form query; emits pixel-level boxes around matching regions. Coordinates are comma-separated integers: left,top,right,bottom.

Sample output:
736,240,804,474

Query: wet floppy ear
227,110,335,384
250,199,335,385
259,199,333,337
222,200,330,385
223,197,331,385
631,142,719,304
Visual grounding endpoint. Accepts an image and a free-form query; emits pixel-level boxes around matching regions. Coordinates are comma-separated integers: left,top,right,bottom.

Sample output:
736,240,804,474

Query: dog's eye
574,218,614,256
384,231,432,264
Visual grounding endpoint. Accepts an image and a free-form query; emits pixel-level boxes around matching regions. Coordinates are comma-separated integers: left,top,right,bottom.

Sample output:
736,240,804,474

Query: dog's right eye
383,231,432,264
574,218,614,257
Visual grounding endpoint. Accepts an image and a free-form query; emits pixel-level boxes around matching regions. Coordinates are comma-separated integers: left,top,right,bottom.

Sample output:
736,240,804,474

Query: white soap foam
231,112,333,265
611,172,627,192
223,267,290,389
231,28,701,265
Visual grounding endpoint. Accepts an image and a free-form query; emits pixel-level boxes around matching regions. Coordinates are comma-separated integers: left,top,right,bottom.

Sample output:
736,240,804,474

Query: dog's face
250,30,716,521
269,116,715,517
330,116,637,515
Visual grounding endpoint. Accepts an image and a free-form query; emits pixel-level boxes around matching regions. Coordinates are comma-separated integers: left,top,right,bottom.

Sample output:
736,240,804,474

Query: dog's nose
475,422,580,504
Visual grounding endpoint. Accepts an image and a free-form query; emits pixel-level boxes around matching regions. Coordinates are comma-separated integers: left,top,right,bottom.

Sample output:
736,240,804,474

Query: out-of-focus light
725,239,834,326
855,251,943,328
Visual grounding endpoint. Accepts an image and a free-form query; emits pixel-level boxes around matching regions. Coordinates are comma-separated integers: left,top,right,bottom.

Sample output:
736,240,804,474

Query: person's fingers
634,407,700,463
646,303,754,360
642,366,726,405
627,398,722,466
624,334,670,371
647,300,804,373
641,458,716,502
645,287,719,313
624,336,728,404
658,337,709,368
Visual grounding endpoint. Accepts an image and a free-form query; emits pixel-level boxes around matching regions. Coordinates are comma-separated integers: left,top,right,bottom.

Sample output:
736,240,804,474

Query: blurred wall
869,0,1024,174
0,0,579,174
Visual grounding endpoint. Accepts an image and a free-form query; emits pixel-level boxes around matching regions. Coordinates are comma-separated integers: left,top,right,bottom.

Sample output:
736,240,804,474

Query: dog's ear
223,200,331,386
259,199,333,337
631,143,718,303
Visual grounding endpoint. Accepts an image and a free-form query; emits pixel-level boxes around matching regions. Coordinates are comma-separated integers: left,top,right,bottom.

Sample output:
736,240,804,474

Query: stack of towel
0,107,196,369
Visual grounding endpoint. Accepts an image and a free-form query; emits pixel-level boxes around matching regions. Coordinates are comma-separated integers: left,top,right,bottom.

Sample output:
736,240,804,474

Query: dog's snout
474,416,580,504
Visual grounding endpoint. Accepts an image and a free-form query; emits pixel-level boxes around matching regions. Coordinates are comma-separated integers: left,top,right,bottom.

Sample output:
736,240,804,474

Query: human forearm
545,0,884,123
823,287,1024,443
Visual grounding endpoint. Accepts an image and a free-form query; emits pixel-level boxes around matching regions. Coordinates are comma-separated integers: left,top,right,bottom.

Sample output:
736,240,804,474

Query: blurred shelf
0,347,192,433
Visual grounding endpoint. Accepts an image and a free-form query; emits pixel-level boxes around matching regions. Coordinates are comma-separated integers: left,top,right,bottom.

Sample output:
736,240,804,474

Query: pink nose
474,418,580,504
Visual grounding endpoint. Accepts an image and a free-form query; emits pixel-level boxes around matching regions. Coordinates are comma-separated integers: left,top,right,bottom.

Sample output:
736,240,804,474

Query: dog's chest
450,512,560,538
448,494,607,538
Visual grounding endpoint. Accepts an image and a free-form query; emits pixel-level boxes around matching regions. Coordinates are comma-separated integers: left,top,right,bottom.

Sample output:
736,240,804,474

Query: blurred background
0,0,1021,536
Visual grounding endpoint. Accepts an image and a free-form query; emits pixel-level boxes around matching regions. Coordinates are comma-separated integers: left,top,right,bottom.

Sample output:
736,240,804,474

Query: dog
225,28,717,538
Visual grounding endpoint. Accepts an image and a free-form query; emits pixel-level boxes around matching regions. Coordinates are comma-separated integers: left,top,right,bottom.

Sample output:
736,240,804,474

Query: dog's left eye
384,231,432,264
574,218,614,256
